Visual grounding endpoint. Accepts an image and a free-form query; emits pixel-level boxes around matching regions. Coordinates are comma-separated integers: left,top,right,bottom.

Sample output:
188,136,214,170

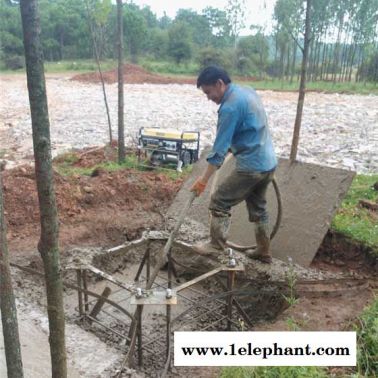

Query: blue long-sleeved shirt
207,83,277,172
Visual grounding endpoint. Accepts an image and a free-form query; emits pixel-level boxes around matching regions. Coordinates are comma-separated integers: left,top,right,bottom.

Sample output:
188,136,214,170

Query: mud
52,233,375,376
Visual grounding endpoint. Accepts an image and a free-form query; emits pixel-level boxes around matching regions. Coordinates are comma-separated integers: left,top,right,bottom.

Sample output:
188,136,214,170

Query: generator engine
138,128,200,170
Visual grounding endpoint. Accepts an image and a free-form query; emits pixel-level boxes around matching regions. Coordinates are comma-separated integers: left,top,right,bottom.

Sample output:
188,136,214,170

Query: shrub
197,46,232,72
3,55,25,70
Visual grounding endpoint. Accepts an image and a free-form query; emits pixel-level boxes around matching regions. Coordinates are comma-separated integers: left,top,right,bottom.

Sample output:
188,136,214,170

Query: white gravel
1,73,377,173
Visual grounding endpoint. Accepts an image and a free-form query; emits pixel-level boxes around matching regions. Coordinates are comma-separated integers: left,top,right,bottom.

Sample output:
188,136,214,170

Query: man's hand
190,163,218,196
190,178,207,196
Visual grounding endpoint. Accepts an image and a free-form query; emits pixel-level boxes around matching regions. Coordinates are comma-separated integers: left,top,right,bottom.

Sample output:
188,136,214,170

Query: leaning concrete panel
166,152,355,267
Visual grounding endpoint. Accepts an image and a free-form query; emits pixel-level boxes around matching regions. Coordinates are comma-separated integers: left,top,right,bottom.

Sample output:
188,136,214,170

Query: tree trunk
343,43,353,82
314,37,323,81
19,1,67,377
332,13,344,84
279,43,286,87
356,46,366,83
0,167,24,378
290,39,297,84
307,36,315,81
319,25,329,81
117,0,125,163
285,43,291,80
290,0,311,163
326,45,333,81
339,24,351,83
59,31,64,60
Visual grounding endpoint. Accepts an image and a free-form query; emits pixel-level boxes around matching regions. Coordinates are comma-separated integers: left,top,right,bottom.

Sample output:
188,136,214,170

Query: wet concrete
167,151,355,267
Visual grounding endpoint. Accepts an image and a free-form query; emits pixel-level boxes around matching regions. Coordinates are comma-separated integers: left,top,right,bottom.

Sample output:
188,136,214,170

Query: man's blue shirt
207,83,277,172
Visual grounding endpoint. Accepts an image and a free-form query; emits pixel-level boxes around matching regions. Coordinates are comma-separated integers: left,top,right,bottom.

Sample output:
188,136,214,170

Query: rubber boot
192,214,230,258
247,223,272,264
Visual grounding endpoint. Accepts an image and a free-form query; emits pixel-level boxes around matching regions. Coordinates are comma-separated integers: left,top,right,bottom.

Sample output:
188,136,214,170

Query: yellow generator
138,127,200,170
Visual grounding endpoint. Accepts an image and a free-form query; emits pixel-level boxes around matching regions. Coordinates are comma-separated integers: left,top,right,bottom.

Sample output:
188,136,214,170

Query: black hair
196,66,231,88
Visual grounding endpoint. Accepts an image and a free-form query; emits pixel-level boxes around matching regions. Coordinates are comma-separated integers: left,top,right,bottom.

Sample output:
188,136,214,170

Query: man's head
197,66,231,105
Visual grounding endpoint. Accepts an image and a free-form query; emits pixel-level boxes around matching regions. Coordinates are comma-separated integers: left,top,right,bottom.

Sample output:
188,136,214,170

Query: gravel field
1,73,377,173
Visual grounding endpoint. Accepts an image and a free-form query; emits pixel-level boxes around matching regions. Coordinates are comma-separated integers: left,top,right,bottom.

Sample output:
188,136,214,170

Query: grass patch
53,150,189,181
139,58,199,76
0,59,117,74
331,174,378,255
243,79,378,95
44,59,117,73
220,366,327,378
3,57,377,94
355,297,378,377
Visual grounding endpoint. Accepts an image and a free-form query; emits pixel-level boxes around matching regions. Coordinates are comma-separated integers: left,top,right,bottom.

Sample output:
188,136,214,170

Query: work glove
190,178,207,196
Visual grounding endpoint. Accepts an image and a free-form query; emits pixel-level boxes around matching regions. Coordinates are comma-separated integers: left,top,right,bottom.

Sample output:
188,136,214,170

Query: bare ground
0,67,377,377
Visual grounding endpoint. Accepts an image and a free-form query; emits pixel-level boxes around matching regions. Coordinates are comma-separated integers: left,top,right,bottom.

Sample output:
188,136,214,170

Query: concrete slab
167,152,355,267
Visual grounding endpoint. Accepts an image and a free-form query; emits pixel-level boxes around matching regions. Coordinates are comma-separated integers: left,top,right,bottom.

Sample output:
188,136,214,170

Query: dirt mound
72,63,196,85
3,147,183,252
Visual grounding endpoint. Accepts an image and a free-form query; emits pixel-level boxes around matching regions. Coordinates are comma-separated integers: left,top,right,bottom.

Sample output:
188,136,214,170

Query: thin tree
84,0,113,146
117,0,125,163
225,0,246,51
19,1,67,376
290,0,312,162
0,163,24,378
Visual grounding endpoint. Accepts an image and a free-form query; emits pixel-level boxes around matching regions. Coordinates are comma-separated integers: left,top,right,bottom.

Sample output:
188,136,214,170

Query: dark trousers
209,168,274,224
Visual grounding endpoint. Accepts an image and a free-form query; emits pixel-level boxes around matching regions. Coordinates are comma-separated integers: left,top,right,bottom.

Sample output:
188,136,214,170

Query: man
190,66,277,264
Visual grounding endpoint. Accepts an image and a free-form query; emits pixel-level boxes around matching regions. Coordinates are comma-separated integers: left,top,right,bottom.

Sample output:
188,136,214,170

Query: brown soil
312,230,377,277
3,146,183,255
71,63,260,85
71,63,196,85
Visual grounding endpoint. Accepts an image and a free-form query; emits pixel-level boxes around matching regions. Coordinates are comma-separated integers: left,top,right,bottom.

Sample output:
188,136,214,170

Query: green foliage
43,59,115,73
39,0,91,60
236,55,254,76
225,0,247,44
358,52,378,83
92,0,112,26
140,59,198,75
167,21,192,64
175,8,212,47
202,6,232,48
220,366,327,378
146,28,169,59
355,298,378,377
122,3,148,61
0,1,23,58
331,174,378,255
1,0,377,84
243,79,378,95
0,31,23,56
3,55,24,70
237,34,269,77
197,46,232,72
286,316,301,331
282,257,298,307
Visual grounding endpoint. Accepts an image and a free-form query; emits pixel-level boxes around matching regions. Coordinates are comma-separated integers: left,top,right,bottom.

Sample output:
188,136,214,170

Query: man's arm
191,104,239,196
